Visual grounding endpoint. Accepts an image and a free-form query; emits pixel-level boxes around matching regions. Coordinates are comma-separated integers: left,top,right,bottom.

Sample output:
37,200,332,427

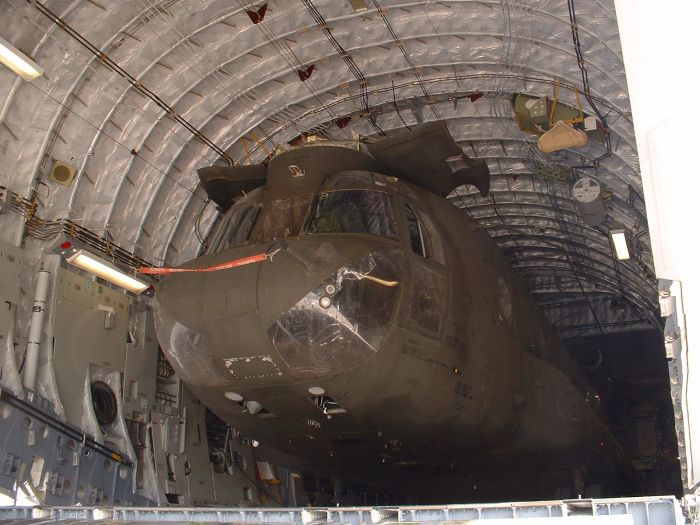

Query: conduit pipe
23,269,50,391
2,305,23,395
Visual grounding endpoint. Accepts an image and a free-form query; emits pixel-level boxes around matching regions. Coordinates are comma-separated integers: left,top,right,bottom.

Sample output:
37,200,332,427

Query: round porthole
91,381,118,427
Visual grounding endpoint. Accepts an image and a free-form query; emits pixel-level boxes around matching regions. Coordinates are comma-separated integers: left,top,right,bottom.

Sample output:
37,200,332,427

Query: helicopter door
403,202,448,339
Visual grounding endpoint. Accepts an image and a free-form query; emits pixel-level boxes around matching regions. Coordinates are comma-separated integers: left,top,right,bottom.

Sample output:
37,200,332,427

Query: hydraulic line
23,269,50,391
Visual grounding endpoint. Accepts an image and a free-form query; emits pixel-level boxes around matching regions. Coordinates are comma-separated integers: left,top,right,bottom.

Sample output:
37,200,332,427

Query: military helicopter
152,122,623,501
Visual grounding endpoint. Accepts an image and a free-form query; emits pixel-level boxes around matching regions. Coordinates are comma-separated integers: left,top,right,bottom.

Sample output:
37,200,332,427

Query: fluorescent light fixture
610,229,630,260
0,37,43,81
67,249,149,294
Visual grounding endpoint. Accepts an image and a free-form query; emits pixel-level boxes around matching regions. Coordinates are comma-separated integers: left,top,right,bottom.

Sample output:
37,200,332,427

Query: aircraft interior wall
0,0,696,512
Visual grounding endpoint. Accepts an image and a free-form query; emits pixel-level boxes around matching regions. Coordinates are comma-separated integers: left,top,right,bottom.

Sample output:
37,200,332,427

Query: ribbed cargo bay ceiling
0,0,654,337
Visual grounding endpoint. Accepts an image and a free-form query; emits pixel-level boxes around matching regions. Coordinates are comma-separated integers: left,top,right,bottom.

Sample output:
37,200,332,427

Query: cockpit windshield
208,189,262,252
249,195,313,243
306,190,398,238
218,205,259,250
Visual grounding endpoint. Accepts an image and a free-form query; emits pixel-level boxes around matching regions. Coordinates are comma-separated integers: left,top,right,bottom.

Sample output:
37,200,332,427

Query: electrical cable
28,0,234,166
543,179,605,335
6,0,238,253
491,194,522,249
471,214,653,299
566,0,612,164
473,0,648,332
300,0,384,135
133,0,303,143
371,0,440,121
237,0,352,140
391,81,412,131
417,0,462,95
2,183,155,269
25,80,210,206
235,72,629,163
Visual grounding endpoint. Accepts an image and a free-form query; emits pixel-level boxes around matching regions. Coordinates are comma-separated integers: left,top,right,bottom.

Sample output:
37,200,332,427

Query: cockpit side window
306,190,398,238
417,210,446,265
208,188,263,253
405,203,425,257
219,205,260,250
405,203,446,265
250,195,313,242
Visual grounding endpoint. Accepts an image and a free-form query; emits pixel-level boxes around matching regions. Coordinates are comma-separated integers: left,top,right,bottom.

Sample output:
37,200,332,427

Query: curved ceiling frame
212,100,636,212
95,86,636,259
3,1,181,195
508,258,655,317
459,183,657,315
4,0,628,202
13,0,632,221
471,191,654,262
208,0,630,142
509,258,649,306
533,290,623,303
446,155,654,308
487,232,655,305
454,144,638,195
214,58,634,156
222,79,636,168
462,196,649,258
3,4,248,214
41,78,640,262
456,181,647,233
0,0,654,335
9,12,636,256
213,93,635,203
226,71,633,146
483,220,653,291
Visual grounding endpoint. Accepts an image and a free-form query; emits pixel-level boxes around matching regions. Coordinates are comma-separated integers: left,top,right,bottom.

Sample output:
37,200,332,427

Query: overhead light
66,249,149,293
610,229,630,260
0,37,43,81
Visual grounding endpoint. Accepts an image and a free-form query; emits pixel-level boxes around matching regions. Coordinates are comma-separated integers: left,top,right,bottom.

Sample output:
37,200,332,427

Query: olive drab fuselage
154,136,617,495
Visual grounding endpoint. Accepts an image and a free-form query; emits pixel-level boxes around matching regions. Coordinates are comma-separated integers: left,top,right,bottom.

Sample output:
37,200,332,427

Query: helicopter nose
264,248,403,380
152,297,236,388
153,246,263,334
154,240,403,382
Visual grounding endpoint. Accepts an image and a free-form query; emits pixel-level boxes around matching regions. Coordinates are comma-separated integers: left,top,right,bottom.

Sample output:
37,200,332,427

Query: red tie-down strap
138,252,270,275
